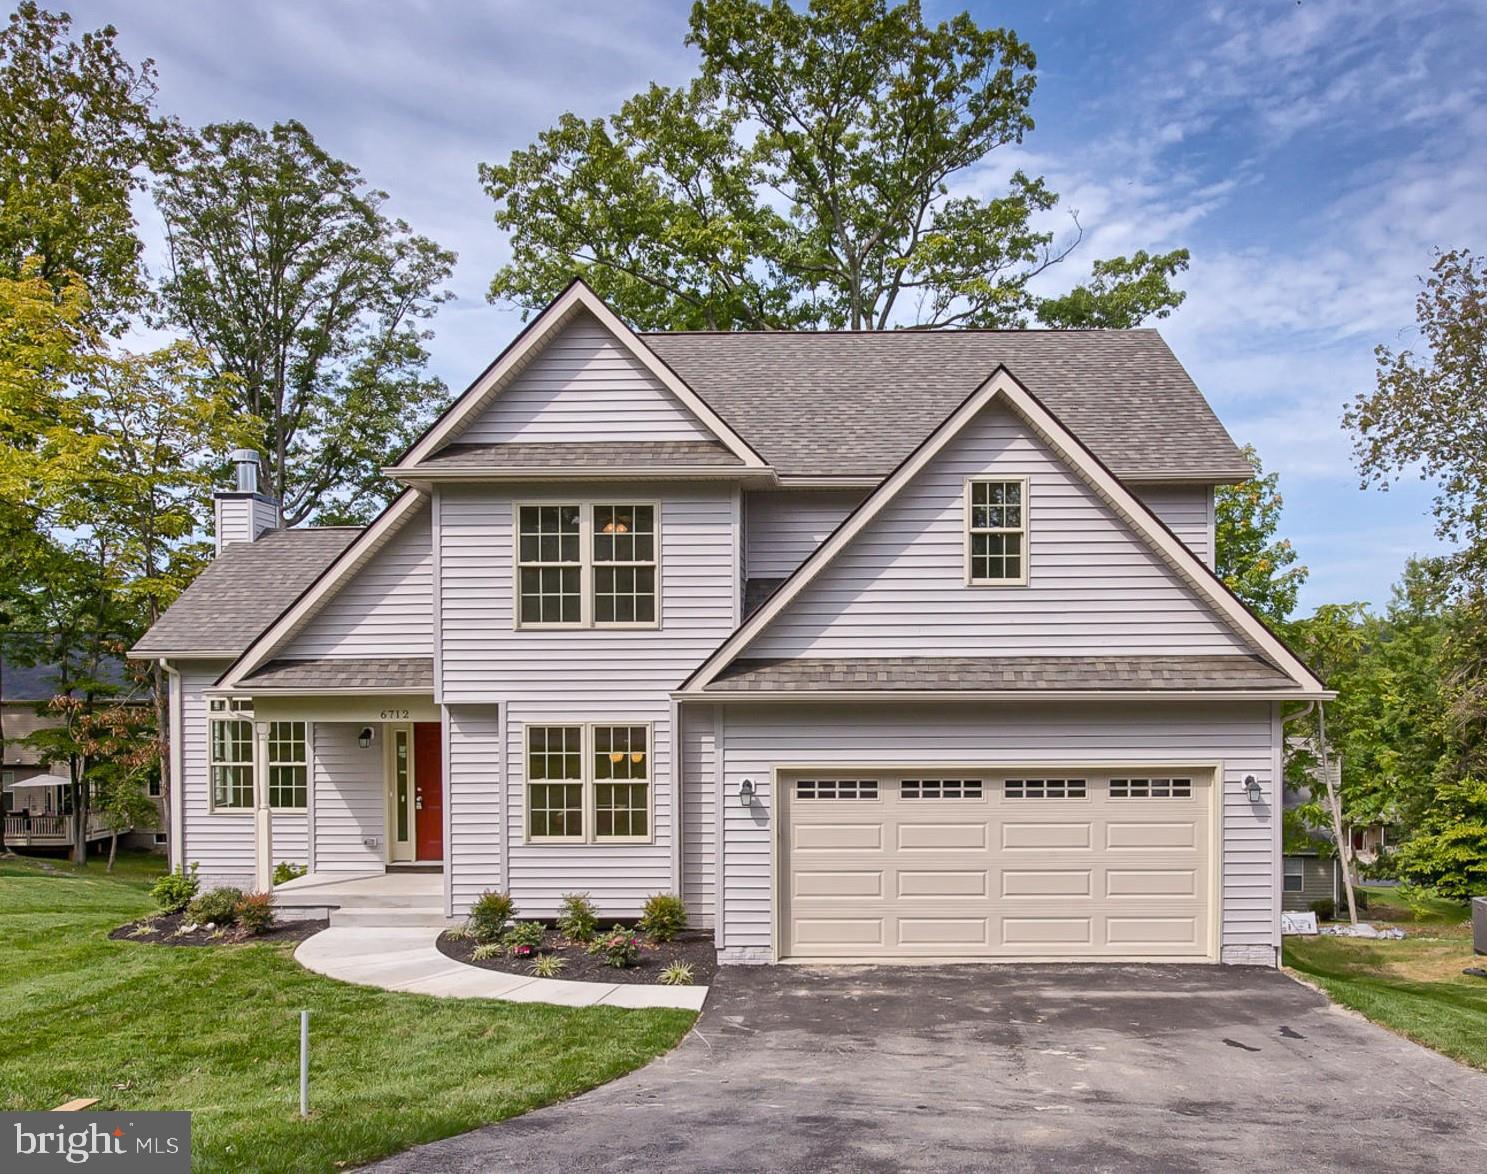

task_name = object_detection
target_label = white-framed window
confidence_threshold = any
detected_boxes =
[209,712,254,810]
[153,832,168,846]
[965,477,1028,585]
[147,776,162,798]
[267,721,308,810]
[525,723,651,843]
[1284,857,1305,893]
[515,502,658,628]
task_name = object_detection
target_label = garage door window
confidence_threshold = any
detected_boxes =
[1003,778,1086,799]
[1110,777,1193,798]
[901,779,984,799]
[796,779,878,800]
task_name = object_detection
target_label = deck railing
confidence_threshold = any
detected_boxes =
[3,812,114,846]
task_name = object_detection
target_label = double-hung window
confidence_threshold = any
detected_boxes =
[1283,857,1305,893]
[966,478,1028,585]
[208,698,308,812]
[516,503,657,627]
[526,723,650,842]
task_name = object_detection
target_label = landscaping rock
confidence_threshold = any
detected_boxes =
[1320,923,1405,940]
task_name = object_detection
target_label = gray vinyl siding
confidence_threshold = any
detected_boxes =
[437,482,739,917]
[457,311,712,445]
[708,700,1277,960]
[746,402,1249,659]
[744,487,868,578]
[311,722,384,873]
[448,706,502,916]
[1132,484,1214,566]
[284,503,433,658]
[1282,855,1339,911]
[176,660,305,888]
[681,706,717,926]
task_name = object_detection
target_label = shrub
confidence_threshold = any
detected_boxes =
[187,886,244,927]
[1310,898,1336,921]
[150,863,200,913]
[659,961,695,986]
[640,893,688,943]
[587,926,642,969]
[234,891,276,936]
[472,943,502,961]
[468,890,517,943]
[558,892,599,943]
[531,953,567,978]
[272,861,307,886]
[503,921,546,958]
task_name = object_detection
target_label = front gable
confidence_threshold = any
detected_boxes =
[744,399,1248,660]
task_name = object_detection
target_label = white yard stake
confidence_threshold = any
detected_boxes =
[300,1010,310,1117]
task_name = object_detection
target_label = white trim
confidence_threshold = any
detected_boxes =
[397,281,768,471]
[963,474,1030,587]
[713,704,725,949]
[162,661,186,872]
[388,466,773,483]
[386,723,415,863]
[219,489,427,689]
[431,488,443,706]
[306,721,317,873]
[669,697,682,895]
[442,705,453,918]
[679,368,1328,696]
[1271,701,1285,946]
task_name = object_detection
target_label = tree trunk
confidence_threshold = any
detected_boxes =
[107,830,117,872]
[1318,706,1359,924]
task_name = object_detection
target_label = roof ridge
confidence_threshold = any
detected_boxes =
[639,327,1160,337]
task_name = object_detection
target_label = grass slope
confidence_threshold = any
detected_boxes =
[0,853,695,1171]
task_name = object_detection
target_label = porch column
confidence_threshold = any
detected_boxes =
[253,719,273,891]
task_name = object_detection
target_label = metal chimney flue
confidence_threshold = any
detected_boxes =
[231,449,262,494]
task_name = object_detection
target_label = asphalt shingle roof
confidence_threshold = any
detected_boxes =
[242,657,433,691]
[130,528,360,658]
[643,329,1253,482]
[704,655,1294,693]
[422,440,743,469]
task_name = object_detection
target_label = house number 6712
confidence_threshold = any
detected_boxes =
[379,708,411,720]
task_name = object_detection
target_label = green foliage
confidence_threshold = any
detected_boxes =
[658,961,695,987]
[467,890,517,943]
[272,862,307,886]
[557,892,599,943]
[1309,898,1336,921]
[530,953,567,978]
[149,862,198,913]
[233,891,275,936]
[502,921,546,958]
[471,943,502,962]
[0,3,167,325]
[587,926,642,969]
[153,119,455,525]
[639,893,688,943]
[186,885,243,927]
[1215,445,1307,628]
[481,0,1186,332]
[1392,778,1487,900]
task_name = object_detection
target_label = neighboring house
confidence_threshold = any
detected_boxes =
[0,644,163,853]
[132,280,1330,966]
[1282,851,1342,913]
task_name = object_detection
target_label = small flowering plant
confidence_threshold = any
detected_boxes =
[502,921,546,958]
[586,926,642,968]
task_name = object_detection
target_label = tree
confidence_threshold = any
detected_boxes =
[78,699,159,871]
[1215,444,1307,628]
[481,0,1189,331]
[1392,777,1487,901]
[0,3,166,325]
[154,119,455,525]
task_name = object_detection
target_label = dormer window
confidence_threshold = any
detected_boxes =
[517,502,658,627]
[965,478,1027,585]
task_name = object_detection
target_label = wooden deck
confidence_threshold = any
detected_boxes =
[3,812,113,848]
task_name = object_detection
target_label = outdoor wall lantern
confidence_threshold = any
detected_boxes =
[1244,775,1263,803]
[739,778,756,808]
[358,726,375,750]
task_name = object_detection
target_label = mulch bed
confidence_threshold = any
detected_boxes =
[437,926,717,986]
[110,910,328,947]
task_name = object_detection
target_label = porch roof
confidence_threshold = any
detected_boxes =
[240,656,433,692]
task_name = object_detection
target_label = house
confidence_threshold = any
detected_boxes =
[1,643,163,853]
[1282,850,1342,913]
[131,280,1330,966]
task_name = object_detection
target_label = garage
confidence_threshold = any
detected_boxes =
[779,770,1217,961]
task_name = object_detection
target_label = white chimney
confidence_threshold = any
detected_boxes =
[213,449,279,555]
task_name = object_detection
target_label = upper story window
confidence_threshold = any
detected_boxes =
[966,478,1027,585]
[516,503,657,628]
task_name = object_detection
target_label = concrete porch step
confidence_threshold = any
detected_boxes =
[282,889,442,910]
[330,907,454,929]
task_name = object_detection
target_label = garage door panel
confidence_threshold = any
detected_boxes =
[782,772,1212,961]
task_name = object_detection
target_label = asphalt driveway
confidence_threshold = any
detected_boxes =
[371,964,1487,1173]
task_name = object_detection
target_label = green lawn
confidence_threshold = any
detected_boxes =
[1285,911,1486,1073]
[0,852,696,1172]
[1354,883,1472,926]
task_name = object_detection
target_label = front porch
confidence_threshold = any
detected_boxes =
[274,868,450,928]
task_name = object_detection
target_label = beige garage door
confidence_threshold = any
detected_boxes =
[780,771,1215,961]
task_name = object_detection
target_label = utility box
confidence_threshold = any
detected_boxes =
[1474,897,1486,955]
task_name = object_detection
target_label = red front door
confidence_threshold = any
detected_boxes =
[413,722,443,861]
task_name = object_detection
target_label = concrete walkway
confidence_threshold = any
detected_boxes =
[294,926,709,1011]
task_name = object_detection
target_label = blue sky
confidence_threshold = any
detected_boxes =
[63,0,1487,612]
